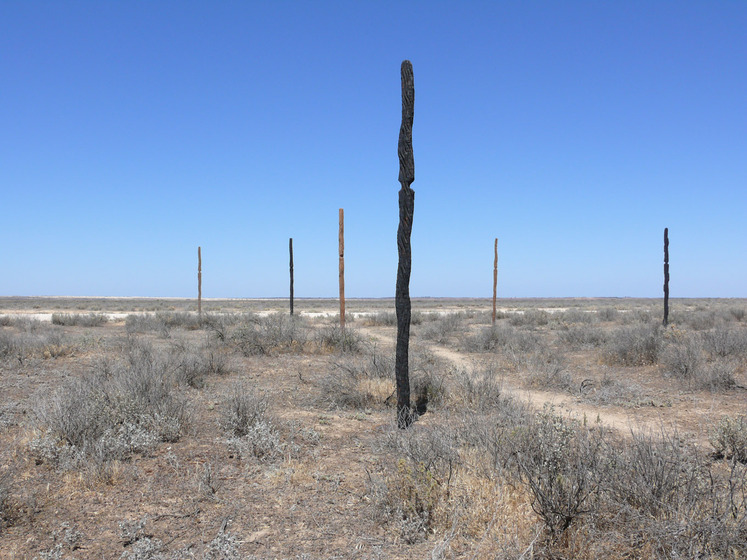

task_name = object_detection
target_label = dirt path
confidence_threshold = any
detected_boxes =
[361,327,692,440]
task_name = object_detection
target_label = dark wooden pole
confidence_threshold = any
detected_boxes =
[339,209,345,330]
[395,60,415,429]
[663,228,669,326]
[289,238,294,316]
[492,238,498,325]
[197,246,202,317]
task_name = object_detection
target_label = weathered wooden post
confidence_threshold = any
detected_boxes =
[289,238,294,316]
[339,209,345,330]
[395,60,415,429]
[663,228,669,326]
[197,246,202,317]
[492,238,498,325]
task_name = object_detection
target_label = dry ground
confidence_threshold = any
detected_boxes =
[0,297,745,559]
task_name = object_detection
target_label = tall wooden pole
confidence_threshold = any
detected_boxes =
[339,209,345,330]
[492,238,498,325]
[663,228,669,326]
[289,238,294,316]
[197,246,202,317]
[395,60,415,429]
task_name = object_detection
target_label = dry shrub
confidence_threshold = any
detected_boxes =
[461,324,541,355]
[509,310,550,328]
[711,415,747,462]
[231,313,308,355]
[447,363,504,411]
[221,383,282,462]
[30,342,190,472]
[702,325,747,359]
[170,342,232,389]
[373,422,459,543]
[420,313,464,344]
[661,330,739,390]
[319,351,394,410]
[319,348,445,412]
[314,325,362,353]
[559,325,608,348]
[512,406,608,538]
[603,324,662,366]
[51,313,108,327]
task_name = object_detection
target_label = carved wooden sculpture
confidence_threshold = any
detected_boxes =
[197,246,202,317]
[396,60,415,428]
[663,228,669,326]
[493,238,498,325]
[339,209,345,330]
[289,238,294,316]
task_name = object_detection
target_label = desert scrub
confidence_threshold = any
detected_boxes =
[508,309,550,328]
[51,313,108,327]
[169,341,232,388]
[557,309,597,325]
[559,324,608,348]
[362,310,397,326]
[581,373,660,408]
[461,323,541,354]
[596,306,619,322]
[0,470,14,532]
[314,325,362,353]
[0,328,76,362]
[447,363,504,411]
[30,351,189,471]
[230,313,308,355]
[702,325,747,360]
[419,313,464,344]
[511,405,607,538]
[660,331,705,384]
[221,383,281,462]
[373,422,459,543]
[320,350,395,409]
[711,415,747,462]
[319,347,445,412]
[603,323,662,366]
[125,313,169,336]
[661,330,739,390]
[597,428,747,559]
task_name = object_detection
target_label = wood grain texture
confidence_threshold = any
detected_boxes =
[339,209,345,330]
[395,60,415,428]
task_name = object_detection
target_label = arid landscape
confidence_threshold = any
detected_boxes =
[1,296,746,559]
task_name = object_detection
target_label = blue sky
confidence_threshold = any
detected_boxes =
[1,1,745,298]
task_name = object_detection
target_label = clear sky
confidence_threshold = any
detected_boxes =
[1,1,745,298]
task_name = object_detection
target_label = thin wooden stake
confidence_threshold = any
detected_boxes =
[492,238,498,325]
[339,209,345,330]
[197,246,202,317]
[289,238,294,316]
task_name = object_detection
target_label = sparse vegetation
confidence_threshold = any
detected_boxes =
[2,297,746,558]
[711,414,747,462]
[603,323,662,366]
[30,342,190,474]
[51,312,109,327]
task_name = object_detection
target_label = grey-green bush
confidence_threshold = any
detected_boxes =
[31,348,189,470]
[603,324,662,366]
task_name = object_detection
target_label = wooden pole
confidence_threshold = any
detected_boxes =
[197,246,202,317]
[289,238,294,316]
[492,238,498,325]
[339,209,345,330]
[395,60,415,429]
[663,228,669,326]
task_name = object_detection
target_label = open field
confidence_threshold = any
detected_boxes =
[1,297,746,559]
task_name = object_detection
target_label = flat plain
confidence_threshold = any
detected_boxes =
[1,297,745,559]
